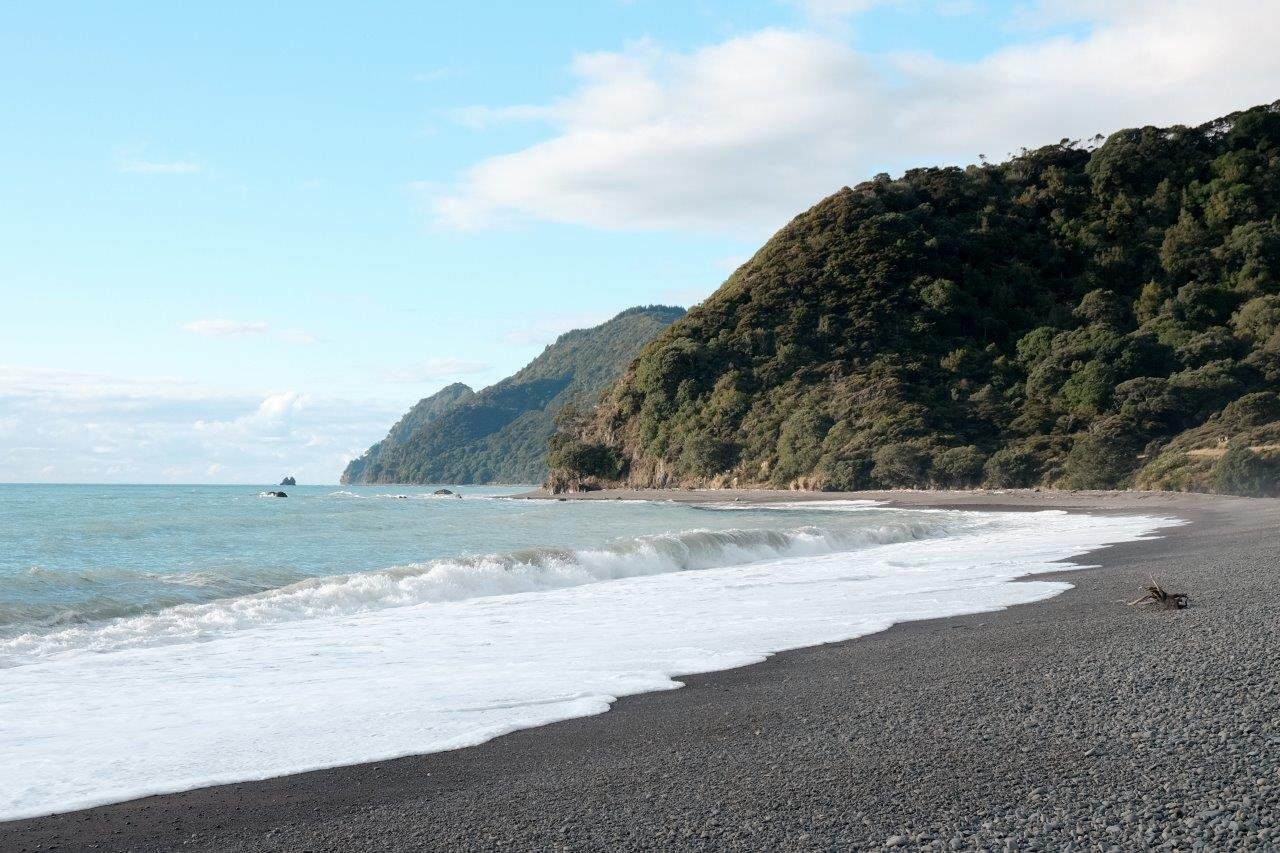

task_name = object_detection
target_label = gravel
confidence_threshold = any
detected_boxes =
[3,490,1278,852]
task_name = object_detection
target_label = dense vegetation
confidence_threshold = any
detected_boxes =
[341,382,474,484]
[342,306,685,484]
[549,102,1280,496]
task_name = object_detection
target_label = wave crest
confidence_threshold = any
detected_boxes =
[0,519,952,666]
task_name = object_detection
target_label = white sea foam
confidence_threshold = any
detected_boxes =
[0,508,1174,821]
[326,489,492,501]
[0,521,946,664]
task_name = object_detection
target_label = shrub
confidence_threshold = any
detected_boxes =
[1231,294,1280,343]
[1056,360,1114,417]
[871,442,931,487]
[1060,429,1137,489]
[773,406,830,482]
[1134,449,1203,492]
[1074,289,1131,328]
[1175,326,1243,367]
[679,434,736,477]
[1211,440,1278,497]
[1175,282,1240,326]
[818,456,874,491]
[983,445,1045,488]
[931,446,987,488]
[546,436,625,480]
[1113,377,1177,430]
[1218,392,1280,429]
[1166,359,1245,420]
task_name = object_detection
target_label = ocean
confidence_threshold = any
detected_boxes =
[0,484,1169,820]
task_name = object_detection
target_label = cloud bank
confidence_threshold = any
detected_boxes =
[435,0,1280,235]
[0,367,405,484]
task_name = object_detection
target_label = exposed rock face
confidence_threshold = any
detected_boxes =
[280,476,296,486]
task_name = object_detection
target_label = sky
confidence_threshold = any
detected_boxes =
[3,0,1279,484]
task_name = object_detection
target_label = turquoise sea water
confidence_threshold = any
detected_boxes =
[0,483,901,637]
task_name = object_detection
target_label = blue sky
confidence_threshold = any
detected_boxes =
[2,0,1277,483]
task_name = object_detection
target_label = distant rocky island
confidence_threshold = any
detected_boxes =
[549,101,1280,497]
[341,306,685,484]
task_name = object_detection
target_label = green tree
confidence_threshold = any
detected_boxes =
[984,445,1045,488]
[872,442,931,488]
[1060,428,1137,489]
[931,446,987,488]
[1211,440,1277,497]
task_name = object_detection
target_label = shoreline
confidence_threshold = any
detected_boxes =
[4,490,1277,851]
[511,484,1229,511]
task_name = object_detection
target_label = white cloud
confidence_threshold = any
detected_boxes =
[183,319,269,337]
[383,358,491,383]
[434,0,1280,236]
[277,329,319,345]
[194,391,309,440]
[0,365,230,403]
[0,366,406,484]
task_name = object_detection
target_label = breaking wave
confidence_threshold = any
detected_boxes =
[0,519,955,667]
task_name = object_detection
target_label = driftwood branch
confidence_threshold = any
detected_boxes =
[1127,578,1189,610]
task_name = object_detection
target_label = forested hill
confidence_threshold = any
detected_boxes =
[340,382,474,484]
[341,305,685,485]
[548,102,1280,496]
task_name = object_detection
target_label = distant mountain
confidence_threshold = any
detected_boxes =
[341,383,475,484]
[341,306,685,484]
[549,102,1280,497]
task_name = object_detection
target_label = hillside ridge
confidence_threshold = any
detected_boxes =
[548,101,1280,497]
[342,305,685,484]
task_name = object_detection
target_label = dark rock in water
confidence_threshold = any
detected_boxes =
[434,489,454,496]
[264,491,288,498]
[280,476,296,486]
